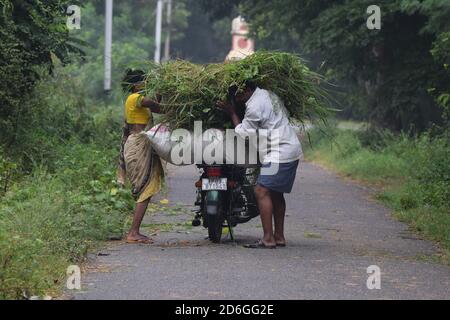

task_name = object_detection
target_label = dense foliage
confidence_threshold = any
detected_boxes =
[0,66,135,299]
[201,0,450,132]
[171,0,232,63]
[0,0,82,145]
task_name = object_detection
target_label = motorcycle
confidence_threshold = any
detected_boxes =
[191,164,260,243]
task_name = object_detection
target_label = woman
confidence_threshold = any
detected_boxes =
[118,69,164,244]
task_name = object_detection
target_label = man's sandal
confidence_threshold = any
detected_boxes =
[244,240,276,249]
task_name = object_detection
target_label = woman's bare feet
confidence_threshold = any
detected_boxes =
[126,233,153,244]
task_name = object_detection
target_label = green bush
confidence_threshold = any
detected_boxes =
[0,142,134,299]
[332,130,363,159]
[356,126,396,151]
[0,66,133,299]
[412,135,450,209]
[339,149,408,181]
[0,147,17,197]
[0,0,81,146]
[3,65,123,174]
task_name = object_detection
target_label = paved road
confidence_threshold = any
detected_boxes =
[73,163,450,300]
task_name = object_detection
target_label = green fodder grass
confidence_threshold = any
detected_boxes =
[144,51,333,130]
[305,125,450,263]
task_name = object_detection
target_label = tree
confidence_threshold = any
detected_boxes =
[69,0,190,98]
[172,0,231,63]
[0,0,81,144]
[200,0,450,132]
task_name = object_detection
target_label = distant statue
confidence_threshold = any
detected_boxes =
[225,16,255,62]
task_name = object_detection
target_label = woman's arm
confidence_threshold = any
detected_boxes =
[140,97,162,113]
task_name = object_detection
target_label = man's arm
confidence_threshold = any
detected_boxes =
[216,100,261,137]
[216,101,241,127]
[230,112,241,127]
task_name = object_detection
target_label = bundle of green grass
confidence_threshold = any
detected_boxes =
[144,51,332,130]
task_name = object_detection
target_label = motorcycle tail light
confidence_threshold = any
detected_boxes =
[206,167,222,177]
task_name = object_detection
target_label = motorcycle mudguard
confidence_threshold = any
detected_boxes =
[205,191,221,215]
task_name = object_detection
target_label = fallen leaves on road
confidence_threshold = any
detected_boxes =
[161,239,204,248]
[304,232,322,239]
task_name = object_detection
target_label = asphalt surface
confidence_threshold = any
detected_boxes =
[73,162,450,300]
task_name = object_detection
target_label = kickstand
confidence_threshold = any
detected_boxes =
[226,219,235,241]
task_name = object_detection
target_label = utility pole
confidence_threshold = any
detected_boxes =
[154,0,164,63]
[104,0,113,93]
[163,0,173,61]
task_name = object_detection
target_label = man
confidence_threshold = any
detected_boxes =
[217,82,302,248]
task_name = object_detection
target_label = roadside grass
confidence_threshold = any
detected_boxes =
[0,141,135,299]
[304,124,450,264]
[0,68,141,299]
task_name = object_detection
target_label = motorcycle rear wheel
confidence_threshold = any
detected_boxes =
[205,214,224,243]
[204,192,225,243]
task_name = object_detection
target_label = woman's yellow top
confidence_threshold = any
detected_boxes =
[125,93,151,124]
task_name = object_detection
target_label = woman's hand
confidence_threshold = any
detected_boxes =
[141,97,162,113]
